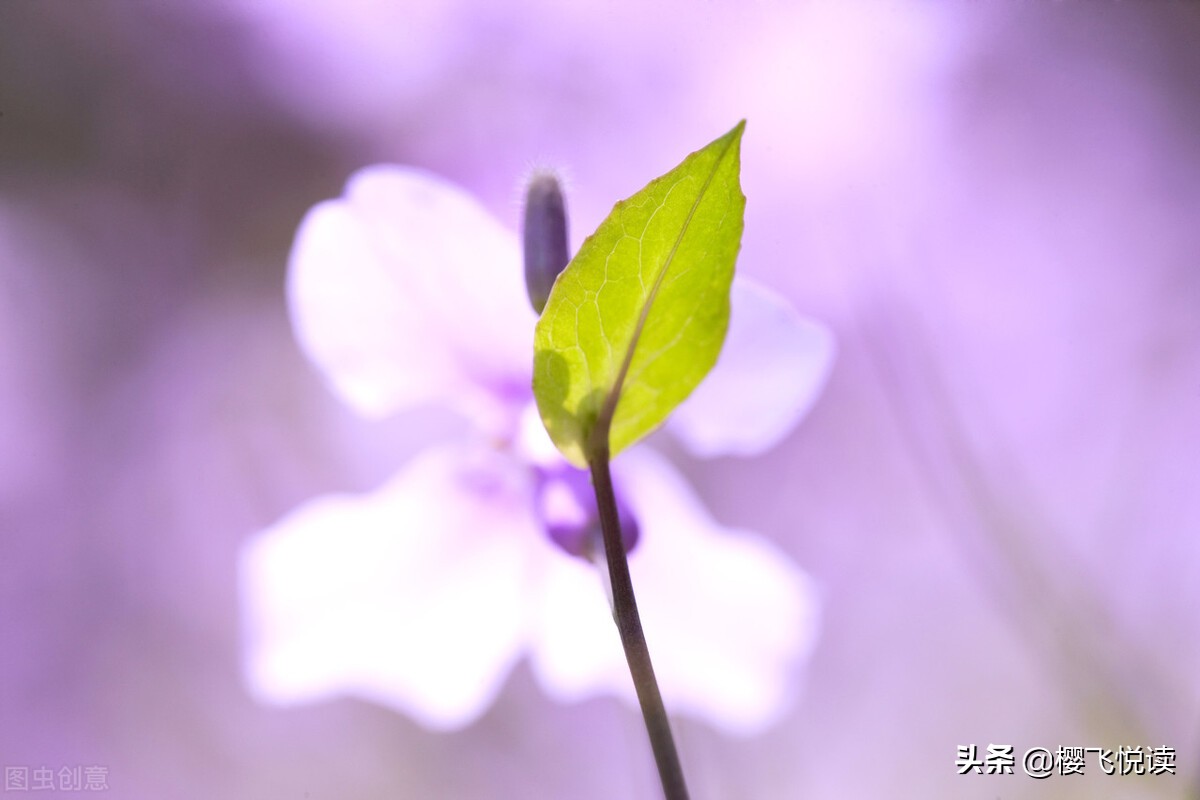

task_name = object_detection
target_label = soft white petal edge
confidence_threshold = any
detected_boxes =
[668,278,835,458]
[287,166,534,422]
[239,444,536,731]
[527,448,820,736]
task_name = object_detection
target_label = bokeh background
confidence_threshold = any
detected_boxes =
[2,1,1198,798]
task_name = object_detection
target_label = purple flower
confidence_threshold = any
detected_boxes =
[239,166,835,734]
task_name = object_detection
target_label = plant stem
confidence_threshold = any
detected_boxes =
[588,445,690,800]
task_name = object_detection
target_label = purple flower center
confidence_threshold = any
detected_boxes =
[534,464,639,559]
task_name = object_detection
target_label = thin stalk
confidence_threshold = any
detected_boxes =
[588,443,689,800]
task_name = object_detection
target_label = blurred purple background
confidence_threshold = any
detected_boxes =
[2,1,1198,798]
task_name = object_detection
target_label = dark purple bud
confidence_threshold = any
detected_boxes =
[536,465,639,560]
[522,172,570,314]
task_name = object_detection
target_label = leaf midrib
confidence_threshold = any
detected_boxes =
[588,129,741,456]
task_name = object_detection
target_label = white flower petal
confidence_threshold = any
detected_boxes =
[288,166,535,426]
[239,444,538,730]
[669,278,835,458]
[528,448,819,735]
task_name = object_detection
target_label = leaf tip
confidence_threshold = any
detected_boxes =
[727,119,747,146]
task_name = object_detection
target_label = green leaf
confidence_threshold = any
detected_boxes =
[533,121,746,467]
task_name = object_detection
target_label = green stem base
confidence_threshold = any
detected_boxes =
[589,448,690,800]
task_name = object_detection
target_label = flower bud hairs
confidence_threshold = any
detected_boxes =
[522,169,570,314]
